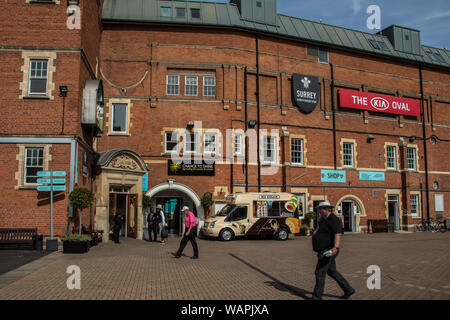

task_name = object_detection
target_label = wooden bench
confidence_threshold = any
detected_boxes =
[0,228,37,249]
[367,220,389,233]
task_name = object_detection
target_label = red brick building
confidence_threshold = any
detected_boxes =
[1,0,449,241]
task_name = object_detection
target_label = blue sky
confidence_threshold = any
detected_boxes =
[202,0,450,49]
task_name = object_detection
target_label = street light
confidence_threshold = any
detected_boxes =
[59,86,68,134]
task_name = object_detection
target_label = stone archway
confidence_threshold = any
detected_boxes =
[146,180,205,234]
[335,194,366,233]
[94,149,148,242]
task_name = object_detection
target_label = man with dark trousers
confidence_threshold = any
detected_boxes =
[150,206,161,242]
[311,201,355,300]
[113,213,123,244]
[174,206,199,259]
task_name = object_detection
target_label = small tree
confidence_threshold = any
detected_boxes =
[69,188,94,235]
[303,211,317,228]
[201,193,214,218]
[142,195,153,209]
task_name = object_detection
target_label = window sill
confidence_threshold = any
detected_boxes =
[291,163,305,168]
[23,95,50,100]
[344,167,357,171]
[17,185,38,190]
[108,132,130,136]
[262,162,279,167]
[29,0,57,4]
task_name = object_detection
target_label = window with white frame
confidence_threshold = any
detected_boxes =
[112,103,127,133]
[291,138,304,165]
[29,59,48,95]
[263,136,276,163]
[410,194,419,217]
[343,142,354,167]
[185,132,198,153]
[407,147,417,170]
[234,133,243,156]
[387,145,396,169]
[185,75,198,96]
[160,7,172,17]
[203,132,217,154]
[165,131,178,153]
[203,76,216,96]
[166,75,179,95]
[24,148,44,184]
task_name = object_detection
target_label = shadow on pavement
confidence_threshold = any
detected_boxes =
[0,250,50,276]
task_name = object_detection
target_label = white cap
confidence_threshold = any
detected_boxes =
[182,206,190,211]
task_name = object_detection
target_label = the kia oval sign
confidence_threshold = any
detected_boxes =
[339,89,420,117]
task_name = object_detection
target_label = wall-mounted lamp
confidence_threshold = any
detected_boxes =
[59,85,68,97]
[186,121,194,130]
[248,120,257,128]
[367,135,375,143]
[409,136,417,143]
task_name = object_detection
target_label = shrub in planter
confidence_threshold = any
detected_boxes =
[62,234,92,254]
[299,225,309,236]
[69,188,94,235]
[304,211,316,228]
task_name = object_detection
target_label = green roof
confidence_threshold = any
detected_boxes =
[102,0,450,69]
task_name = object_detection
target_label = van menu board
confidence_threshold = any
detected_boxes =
[339,89,420,117]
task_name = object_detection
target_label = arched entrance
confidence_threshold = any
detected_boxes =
[94,149,148,242]
[335,195,366,233]
[146,180,204,236]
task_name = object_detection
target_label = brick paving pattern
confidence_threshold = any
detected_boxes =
[0,232,448,300]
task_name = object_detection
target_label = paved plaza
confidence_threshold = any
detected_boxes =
[0,232,449,300]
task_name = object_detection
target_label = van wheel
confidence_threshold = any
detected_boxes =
[276,228,289,241]
[219,228,234,241]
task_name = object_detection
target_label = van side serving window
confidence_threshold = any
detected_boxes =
[255,201,296,218]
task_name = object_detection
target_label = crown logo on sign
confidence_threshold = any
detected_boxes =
[301,77,311,89]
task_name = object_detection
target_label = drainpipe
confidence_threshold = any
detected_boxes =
[256,34,261,192]
[419,67,431,222]
[330,64,337,170]
[244,66,249,192]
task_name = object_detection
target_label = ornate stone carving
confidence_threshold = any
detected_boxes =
[109,155,139,170]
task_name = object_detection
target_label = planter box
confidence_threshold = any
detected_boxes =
[63,241,89,254]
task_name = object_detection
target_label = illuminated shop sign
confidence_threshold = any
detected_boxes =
[339,89,420,117]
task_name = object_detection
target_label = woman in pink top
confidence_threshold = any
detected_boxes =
[174,206,199,259]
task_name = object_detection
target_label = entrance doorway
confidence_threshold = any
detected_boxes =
[388,195,400,231]
[342,201,354,232]
[156,197,182,235]
[109,186,138,239]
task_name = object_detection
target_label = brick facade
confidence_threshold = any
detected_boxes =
[0,0,448,238]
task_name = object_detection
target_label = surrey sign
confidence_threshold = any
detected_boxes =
[292,74,319,114]
[339,89,420,117]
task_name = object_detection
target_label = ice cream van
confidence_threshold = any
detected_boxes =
[201,193,301,241]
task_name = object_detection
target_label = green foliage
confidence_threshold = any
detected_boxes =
[142,195,153,208]
[62,234,92,242]
[300,225,310,232]
[201,193,214,208]
[69,188,94,210]
[303,211,316,226]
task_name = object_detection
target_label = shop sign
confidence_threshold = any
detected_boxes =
[321,170,346,183]
[359,171,385,181]
[168,160,215,176]
[292,74,319,114]
[339,89,420,117]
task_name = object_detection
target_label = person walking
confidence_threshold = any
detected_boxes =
[151,206,161,242]
[174,206,199,259]
[147,207,155,242]
[158,205,168,245]
[113,213,123,244]
[311,201,355,300]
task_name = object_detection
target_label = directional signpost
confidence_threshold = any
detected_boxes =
[37,171,66,244]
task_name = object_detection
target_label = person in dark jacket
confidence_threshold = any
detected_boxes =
[311,201,355,300]
[113,214,123,244]
[147,207,155,242]
[150,206,161,242]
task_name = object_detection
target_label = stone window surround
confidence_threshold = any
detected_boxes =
[262,133,279,165]
[20,51,57,100]
[289,134,307,167]
[340,138,358,169]
[406,144,419,172]
[384,142,400,171]
[15,144,52,190]
[409,191,421,218]
[106,98,132,136]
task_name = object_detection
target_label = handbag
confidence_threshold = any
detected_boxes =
[161,226,168,239]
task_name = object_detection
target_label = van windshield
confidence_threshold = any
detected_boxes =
[216,205,236,216]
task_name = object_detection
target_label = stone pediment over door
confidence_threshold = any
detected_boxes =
[97,149,148,173]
